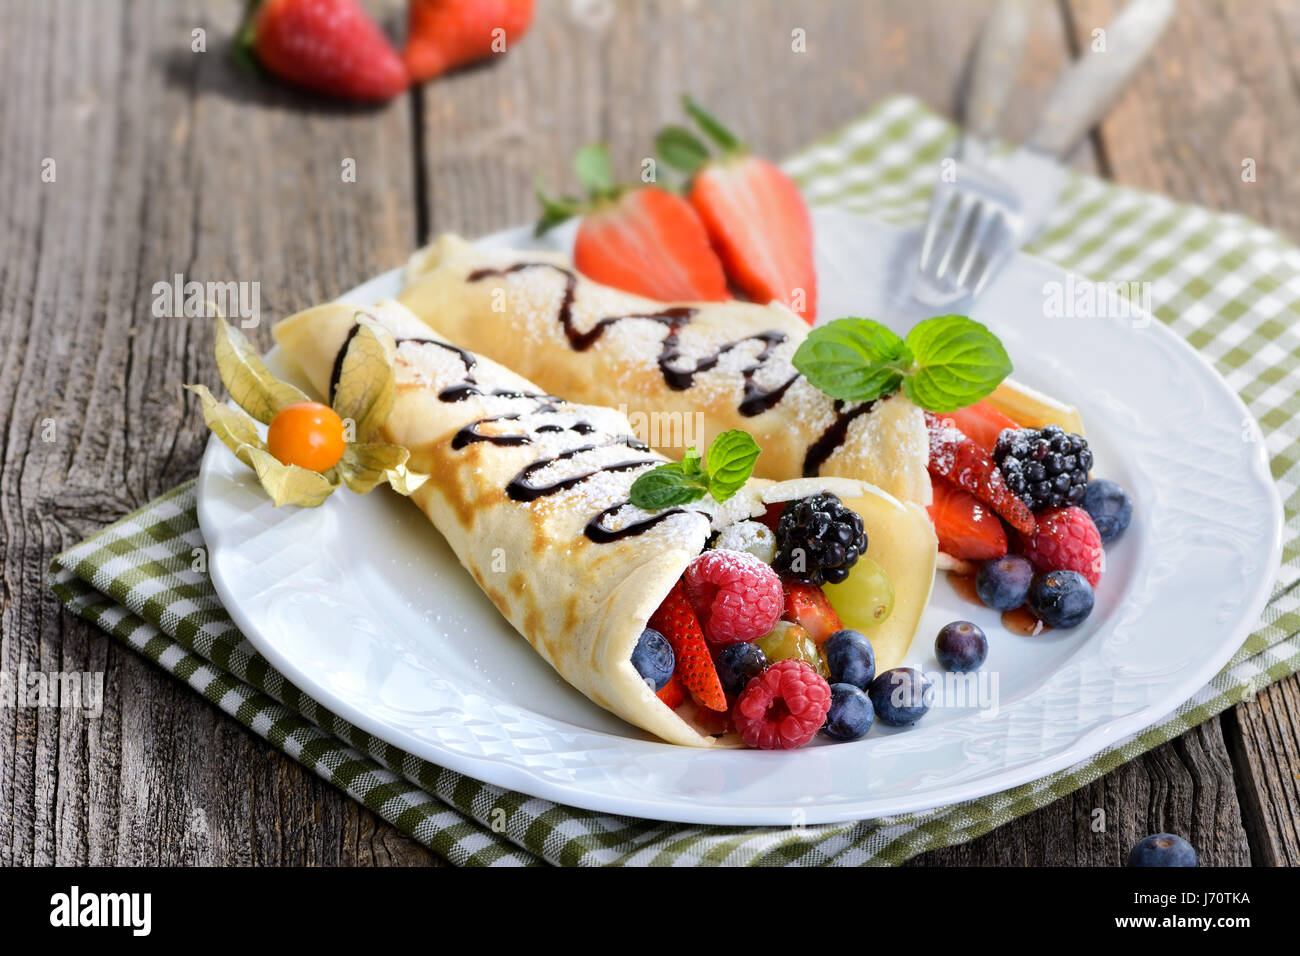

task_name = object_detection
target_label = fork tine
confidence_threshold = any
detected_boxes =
[918,186,955,271]
[934,194,978,281]
[954,204,1001,288]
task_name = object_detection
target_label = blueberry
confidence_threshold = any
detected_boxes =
[823,629,876,689]
[868,667,933,726]
[935,621,987,673]
[714,641,767,697]
[1027,570,1094,628]
[1127,833,1198,867]
[631,627,674,692]
[975,555,1034,611]
[821,683,874,741]
[1082,478,1133,543]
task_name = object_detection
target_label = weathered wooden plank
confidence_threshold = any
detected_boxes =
[0,0,437,866]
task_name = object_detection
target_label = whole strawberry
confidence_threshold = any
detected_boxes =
[404,0,535,83]
[1022,506,1103,586]
[241,0,408,102]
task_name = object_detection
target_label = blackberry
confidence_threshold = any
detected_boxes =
[993,424,1091,511]
[772,493,867,585]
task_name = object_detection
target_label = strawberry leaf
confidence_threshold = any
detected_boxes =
[682,95,743,154]
[655,125,710,176]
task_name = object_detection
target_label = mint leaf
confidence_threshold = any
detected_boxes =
[903,315,1012,412]
[628,466,709,510]
[627,431,762,509]
[792,317,913,402]
[704,430,761,502]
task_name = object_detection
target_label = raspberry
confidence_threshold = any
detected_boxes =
[732,659,832,750]
[683,549,783,645]
[1022,506,1103,586]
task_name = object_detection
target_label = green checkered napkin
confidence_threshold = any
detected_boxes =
[49,97,1300,866]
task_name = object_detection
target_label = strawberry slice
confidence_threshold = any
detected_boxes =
[936,401,1019,454]
[928,477,1008,561]
[240,0,408,103]
[537,146,729,303]
[781,578,843,644]
[648,583,727,712]
[574,189,729,302]
[403,0,535,83]
[657,97,817,322]
[656,672,686,710]
[926,412,1036,537]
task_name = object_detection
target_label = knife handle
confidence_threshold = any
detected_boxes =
[1026,0,1174,158]
[964,0,1032,147]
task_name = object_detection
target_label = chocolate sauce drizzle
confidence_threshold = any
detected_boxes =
[802,400,878,477]
[467,264,800,417]
[334,322,703,543]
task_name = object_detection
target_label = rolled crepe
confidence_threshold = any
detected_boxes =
[272,299,873,747]
[399,235,931,508]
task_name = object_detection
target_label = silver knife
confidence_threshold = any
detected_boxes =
[961,0,1032,163]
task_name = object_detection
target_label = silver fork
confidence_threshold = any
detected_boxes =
[913,0,1029,307]
[912,0,1174,309]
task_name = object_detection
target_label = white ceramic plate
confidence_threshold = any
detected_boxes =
[197,209,1282,825]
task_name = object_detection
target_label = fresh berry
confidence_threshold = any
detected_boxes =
[938,401,1020,454]
[935,621,987,673]
[648,583,727,711]
[663,98,817,321]
[993,425,1092,511]
[713,520,777,565]
[773,493,867,585]
[755,621,829,678]
[756,502,786,533]
[402,0,535,83]
[732,660,832,750]
[823,629,876,689]
[656,672,685,709]
[241,0,408,102]
[1127,833,1198,867]
[1082,478,1133,543]
[780,579,843,644]
[974,554,1034,611]
[630,627,675,692]
[1026,570,1094,628]
[538,149,729,303]
[926,413,1037,537]
[928,478,1008,561]
[1022,506,1103,586]
[868,668,933,726]
[714,642,768,697]
[683,549,783,645]
[821,684,875,741]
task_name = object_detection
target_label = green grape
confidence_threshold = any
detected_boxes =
[754,622,830,679]
[823,557,894,629]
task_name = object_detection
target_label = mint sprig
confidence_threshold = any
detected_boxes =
[793,315,1012,413]
[629,430,761,510]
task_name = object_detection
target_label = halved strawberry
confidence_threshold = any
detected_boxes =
[656,672,686,710]
[537,145,728,302]
[781,579,843,644]
[927,477,1008,561]
[648,582,727,712]
[936,401,1019,454]
[656,97,817,322]
[574,189,729,302]
[925,412,1036,537]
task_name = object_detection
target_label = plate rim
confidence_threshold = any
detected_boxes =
[198,209,1284,825]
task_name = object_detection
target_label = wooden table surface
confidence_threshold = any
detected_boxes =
[2,0,1297,866]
